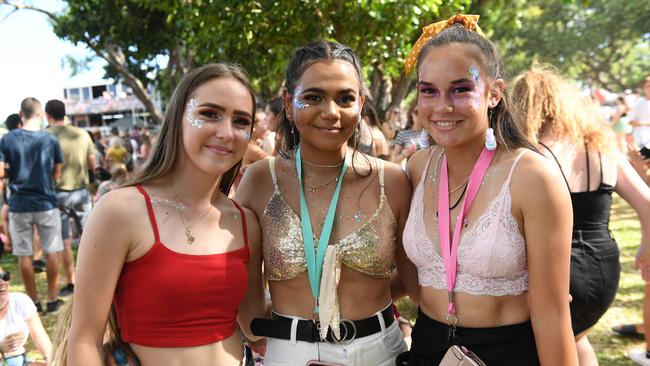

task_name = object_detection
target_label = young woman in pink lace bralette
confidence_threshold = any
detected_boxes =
[396,15,578,366]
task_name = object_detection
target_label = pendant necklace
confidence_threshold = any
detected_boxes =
[171,180,214,245]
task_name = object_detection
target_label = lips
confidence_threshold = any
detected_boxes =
[314,126,342,134]
[204,145,233,154]
[431,120,462,129]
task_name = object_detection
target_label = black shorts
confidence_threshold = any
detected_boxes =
[397,308,539,366]
[569,229,620,334]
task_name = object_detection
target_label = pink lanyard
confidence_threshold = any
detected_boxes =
[437,147,495,327]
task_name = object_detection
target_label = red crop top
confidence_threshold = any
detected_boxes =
[113,185,249,347]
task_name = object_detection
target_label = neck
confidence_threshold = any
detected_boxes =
[169,156,222,206]
[443,137,486,180]
[50,119,65,127]
[22,118,41,131]
[298,143,347,167]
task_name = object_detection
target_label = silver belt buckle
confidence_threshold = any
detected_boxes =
[327,319,357,344]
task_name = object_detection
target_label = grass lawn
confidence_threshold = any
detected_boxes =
[0,194,645,364]
[396,193,646,366]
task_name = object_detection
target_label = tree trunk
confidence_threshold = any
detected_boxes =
[388,74,415,111]
[98,44,164,124]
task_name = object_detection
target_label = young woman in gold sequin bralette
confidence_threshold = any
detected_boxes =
[236,41,413,366]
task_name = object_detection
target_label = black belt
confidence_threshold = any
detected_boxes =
[250,305,394,343]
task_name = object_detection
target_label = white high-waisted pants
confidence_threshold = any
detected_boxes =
[263,310,407,366]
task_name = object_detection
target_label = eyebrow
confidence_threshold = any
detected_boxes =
[418,78,475,87]
[199,102,253,119]
[300,87,358,94]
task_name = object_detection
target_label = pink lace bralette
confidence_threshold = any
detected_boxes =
[403,149,529,296]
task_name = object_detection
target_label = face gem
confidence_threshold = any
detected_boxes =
[187,98,205,129]
[469,65,480,81]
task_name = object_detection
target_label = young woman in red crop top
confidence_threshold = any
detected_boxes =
[67,63,266,366]
[396,16,578,365]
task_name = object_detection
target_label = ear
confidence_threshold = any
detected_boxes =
[281,88,293,121]
[488,79,506,109]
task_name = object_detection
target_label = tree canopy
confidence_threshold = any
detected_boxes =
[2,0,648,123]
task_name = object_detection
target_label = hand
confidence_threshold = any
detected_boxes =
[0,332,23,353]
[247,337,267,357]
[635,244,650,281]
[404,143,417,157]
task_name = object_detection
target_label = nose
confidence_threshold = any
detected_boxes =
[214,118,235,141]
[320,100,340,121]
[432,94,453,114]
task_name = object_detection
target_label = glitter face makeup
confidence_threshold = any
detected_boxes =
[186,98,205,129]
[239,130,251,141]
[293,87,310,110]
[469,64,480,81]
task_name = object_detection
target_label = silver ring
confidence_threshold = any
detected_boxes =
[328,319,357,344]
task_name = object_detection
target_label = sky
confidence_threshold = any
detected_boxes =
[0,0,107,120]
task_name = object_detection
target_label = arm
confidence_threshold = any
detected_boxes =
[391,144,404,164]
[515,154,578,366]
[383,161,419,303]
[67,189,136,366]
[53,163,62,180]
[614,154,650,277]
[0,161,4,178]
[236,207,266,341]
[27,314,52,363]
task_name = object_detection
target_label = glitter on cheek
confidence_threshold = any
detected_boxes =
[240,130,251,141]
[469,64,480,81]
[186,98,205,129]
[293,87,310,110]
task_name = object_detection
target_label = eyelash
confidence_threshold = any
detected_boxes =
[418,86,473,96]
[199,110,251,126]
[300,95,357,106]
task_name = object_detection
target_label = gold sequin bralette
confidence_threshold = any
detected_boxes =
[261,158,397,281]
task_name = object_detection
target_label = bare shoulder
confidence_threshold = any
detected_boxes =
[236,157,275,213]
[406,147,435,185]
[91,186,147,223]
[509,148,569,206]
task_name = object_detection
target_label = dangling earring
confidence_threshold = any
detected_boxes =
[290,123,298,147]
[485,108,497,151]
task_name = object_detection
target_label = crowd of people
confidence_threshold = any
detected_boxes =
[0,13,648,366]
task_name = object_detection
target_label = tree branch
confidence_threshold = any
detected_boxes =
[0,0,57,22]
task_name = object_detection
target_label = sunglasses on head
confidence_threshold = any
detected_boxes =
[0,272,10,282]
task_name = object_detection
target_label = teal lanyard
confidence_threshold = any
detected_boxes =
[295,147,348,313]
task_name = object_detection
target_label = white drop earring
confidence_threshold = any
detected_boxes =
[485,127,497,151]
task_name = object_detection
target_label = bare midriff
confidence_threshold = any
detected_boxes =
[269,267,392,321]
[419,287,530,328]
[131,334,243,366]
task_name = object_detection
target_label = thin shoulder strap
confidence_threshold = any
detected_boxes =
[378,158,385,196]
[419,147,437,186]
[268,158,279,190]
[539,142,570,191]
[584,143,591,191]
[230,199,249,247]
[598,150,603,185]
[506,150,529,183]
[134,185,160,243]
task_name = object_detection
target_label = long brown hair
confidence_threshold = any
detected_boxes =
[416,24,537,152]
[127,63,256,194]
[509,65,614,154]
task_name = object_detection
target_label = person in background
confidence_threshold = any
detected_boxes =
[0,270,52,366]
[46,99,97,298]
[94,163,129,203]
[391,101,424,165]
[138,134,152,165]
[358,99,390,159]
[260,96,283,155]
[510,65,650,366]
[0,97,64,314]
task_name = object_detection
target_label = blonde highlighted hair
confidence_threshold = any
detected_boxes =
[510,64,614,154]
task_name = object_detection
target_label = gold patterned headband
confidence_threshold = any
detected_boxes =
[404,14,485,75]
